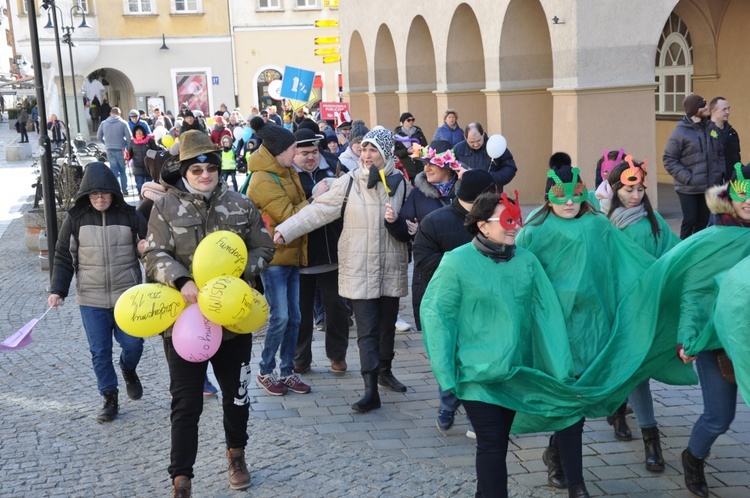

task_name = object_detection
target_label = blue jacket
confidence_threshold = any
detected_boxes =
[454,134,517,191]
[432,123,464,147]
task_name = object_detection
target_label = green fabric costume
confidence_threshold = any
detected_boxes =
[619,212,680,258]
[714,255,750,406]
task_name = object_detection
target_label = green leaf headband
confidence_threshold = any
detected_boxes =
[729,162,749,202]
[547,167,588,204]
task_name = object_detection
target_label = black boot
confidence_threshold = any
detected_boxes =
[121,367,143,400]
[352,373,381,413]
[97,389,119,423]
[378,359,406,392]
[642,426,665,472]
[568,483,590,498]
[681,448,708,497]
[542,436,566,489]
[606,402,632,441]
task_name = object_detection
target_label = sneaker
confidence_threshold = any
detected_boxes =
[279,373,312,394]
[436,408,455,432]
[203,377,218,396]
[121,368,143,400]
[395,316,411,332]
[466,429,476,439]
[256,373,288,396]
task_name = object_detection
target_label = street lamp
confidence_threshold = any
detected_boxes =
[44,1,90,135]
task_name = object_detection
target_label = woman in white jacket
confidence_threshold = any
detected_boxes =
[274,127,410,412]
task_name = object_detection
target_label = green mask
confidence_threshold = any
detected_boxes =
[547,167,588,205]
[729,162,749,203]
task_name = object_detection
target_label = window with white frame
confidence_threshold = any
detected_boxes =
[258,0,281,9]
[173,0,201,13]
[296,0,318,8]
[655,13,693,115]
[78,0,90,13]
[21,0,28,14]
[126,0,154,14]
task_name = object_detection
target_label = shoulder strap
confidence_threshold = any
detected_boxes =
[340,176,354,219]
[241,171,282,196]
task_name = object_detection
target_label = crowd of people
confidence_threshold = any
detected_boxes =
[45,94,749,498]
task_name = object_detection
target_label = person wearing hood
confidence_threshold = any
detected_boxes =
[48,163,148,424]
[290,129,350,375]
[142,130,275,496]
[337,120,368,173]
[97,107,134,195]
[180,110,206,135]
[210,115,232,145]
[393,112,428,185]
[454,122,517,192]
[127,108,152,135]
[663,94,724,238]
[128,122,159,198]
[274,126,411,413]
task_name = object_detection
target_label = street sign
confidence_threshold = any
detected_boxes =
[322,55,341,64]
[314,36,340,45]
[279,66,315,102]
[212,76,219,85]
[323,0,339,7]
[314,47,340,56]
[314,19,339,28]
[319,102,350,120]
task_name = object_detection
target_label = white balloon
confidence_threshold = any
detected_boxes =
[233,126,243,141]
[153,126,167,141]
[486,134,507,159]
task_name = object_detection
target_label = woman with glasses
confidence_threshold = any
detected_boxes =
[394,112,428,185]
[142,130,276,497]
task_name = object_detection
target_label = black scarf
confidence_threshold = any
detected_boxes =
[472,233,516,263]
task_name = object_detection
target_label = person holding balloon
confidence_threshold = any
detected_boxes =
[48,162,148,424]
[454,123,517,192]
[142,130,276,496]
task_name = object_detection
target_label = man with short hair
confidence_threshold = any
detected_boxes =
[153,107,173,130]
[97,106,133,195]
[247,117,311,396]
[267,105,282,126]
[663,94,725,238]
[454,122,517,192]
[708,96,741,180]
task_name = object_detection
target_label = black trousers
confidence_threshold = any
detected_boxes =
[553,418,585,488]
[463,400,516,498]
[411,269,426,331]
[351,297,399,374]
[295,270,350,368]
[164,333,252,479]
[677,192,710,239]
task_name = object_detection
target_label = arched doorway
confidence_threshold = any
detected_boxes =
[405,16,438,138]
[347,31,370,125]
[373,24,399,127]
[445,4,486,126]
[84,67,135,135]
[256,68,283,112]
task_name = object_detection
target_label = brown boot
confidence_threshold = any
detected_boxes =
[171,476,191,498]
[227,448,251,490]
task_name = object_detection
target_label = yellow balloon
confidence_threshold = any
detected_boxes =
[192,230,248,288]
[225,288,269,334]
[206,117,216,127]
[198,276,254,326]
[114,284,186,337]
[162,135,175,148]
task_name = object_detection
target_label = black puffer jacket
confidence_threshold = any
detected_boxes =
[386,171,457,238]
[663,117,724,194]
[454,135,517,191]
[50,162,146,308]
[295,157,343,268]
[128,123,159,177]
[412,199,472,283]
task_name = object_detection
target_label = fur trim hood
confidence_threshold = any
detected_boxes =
[706,183,736,216]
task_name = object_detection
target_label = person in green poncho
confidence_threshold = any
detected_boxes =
[516,166,656,498]
[421,191,577,498]
[598,157,680,472]
[675,163,750,498]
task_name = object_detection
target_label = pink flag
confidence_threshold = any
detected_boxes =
[0,308,52,352]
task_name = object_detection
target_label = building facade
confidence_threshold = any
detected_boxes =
[339,0,749,202]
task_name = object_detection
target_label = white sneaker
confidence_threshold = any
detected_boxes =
[395,316,411,332]
[466,429,476,439]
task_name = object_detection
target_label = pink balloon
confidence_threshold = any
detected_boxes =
[172,304,222,363]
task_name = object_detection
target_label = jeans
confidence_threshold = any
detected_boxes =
[688,350,738,458]
[107,149,129,194]
[295,270,350,368]
[164,333,253,479]
[463,400,516,498]
[677,192,710,239]
[79,305,144,395]
[553,418,585,488]
[628,378,657,428]
[134,174,152,197]
[221,171,238,191]
[350,297,399,374]
[259,265,301,377]
[439,387,462,412]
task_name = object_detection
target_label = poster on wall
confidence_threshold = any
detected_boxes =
[174,71,209,116]
[147,97,165,116]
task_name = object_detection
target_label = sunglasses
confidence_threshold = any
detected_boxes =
[405,118,415,122]
[188,164,220,175]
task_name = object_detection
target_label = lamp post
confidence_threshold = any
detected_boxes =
[45,1,90,136]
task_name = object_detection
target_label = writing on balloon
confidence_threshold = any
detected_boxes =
[128,291,182,322]
[216,236,247,266]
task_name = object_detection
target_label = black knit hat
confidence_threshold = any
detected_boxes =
[297,118,322,135]
[399,112,414,123]
[549,152,572,169]
[349,121,369,144]
[683,94,706,118]
[457,170,496,202]
[250,116,296,156]
[178,130,221,177]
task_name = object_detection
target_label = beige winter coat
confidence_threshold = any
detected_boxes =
[276,160,409,300]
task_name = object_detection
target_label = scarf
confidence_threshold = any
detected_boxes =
[716,213,750,228]
[608,204,647,229]
[432,176,457,198]
[132,133,152,145]
[472,233,516,263]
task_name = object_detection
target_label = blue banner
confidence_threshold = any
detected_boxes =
[279,66,315,102]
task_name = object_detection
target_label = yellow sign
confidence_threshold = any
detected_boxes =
[314,36,340,45]
[314,47,340,56]
[314,19,339,28]
[322,55,341,64]
[323,0,339,7]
